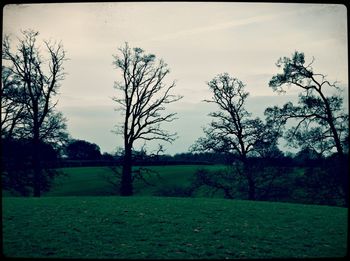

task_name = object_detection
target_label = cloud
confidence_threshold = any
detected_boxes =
[146,5,316,43]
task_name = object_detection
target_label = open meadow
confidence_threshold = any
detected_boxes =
[43,165,226,197]
[2,165,348,259]
[2,196,347,259]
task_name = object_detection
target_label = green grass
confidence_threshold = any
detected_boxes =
[44,166,118,196]
[2,196,347,259]
[43,165,225,197]
[3,166,348,258]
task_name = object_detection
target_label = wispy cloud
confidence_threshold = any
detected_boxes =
[146,6,313,42]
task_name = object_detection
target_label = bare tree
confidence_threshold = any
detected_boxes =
[266,51,349,205]
[192,73,280,200]
[112,43,182,196]
[1,66,27,139]
[2,29,68,197]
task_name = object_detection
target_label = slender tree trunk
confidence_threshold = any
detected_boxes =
[120,145,133,196]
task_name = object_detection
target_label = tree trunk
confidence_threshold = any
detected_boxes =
[243,158,256,201]
[336,154,348,207]
[120,146,133,196]
[318,90,344,157]
[32,133,41,197]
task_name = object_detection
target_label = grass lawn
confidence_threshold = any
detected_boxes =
[2,196,348,259]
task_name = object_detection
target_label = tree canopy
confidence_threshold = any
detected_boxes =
[66,139,102,160]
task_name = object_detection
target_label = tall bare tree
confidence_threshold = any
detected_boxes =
[112,43,182,196]
[266,51,349,204]
[193,73,280,200]
[2,29,68,197]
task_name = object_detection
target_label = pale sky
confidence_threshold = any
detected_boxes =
[3,2,348,155]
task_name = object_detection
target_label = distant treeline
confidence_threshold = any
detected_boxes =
[57,152,230,168]
[52,151,342,169]
[2,137,342,169]
[57,159,214,168]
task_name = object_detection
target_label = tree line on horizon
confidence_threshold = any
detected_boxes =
[1,30,348,206]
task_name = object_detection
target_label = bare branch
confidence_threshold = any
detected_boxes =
[1,30,67,144]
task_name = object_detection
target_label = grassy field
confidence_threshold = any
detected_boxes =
[3,166,348,258]
[2,196,347,259]
[43,165,225,197]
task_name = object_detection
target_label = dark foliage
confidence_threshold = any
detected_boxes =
[65,139,102,160]
[191,157,295,202]
[189,154,347,206]
[172,152,231,164]
[1,138,62,196]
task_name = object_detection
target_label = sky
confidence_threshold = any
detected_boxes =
[3,2,348,155]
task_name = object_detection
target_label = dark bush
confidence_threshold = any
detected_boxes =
[1,138,61,196]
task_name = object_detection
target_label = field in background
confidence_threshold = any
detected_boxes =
[3,196,347,259]
[43,165,225,197]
